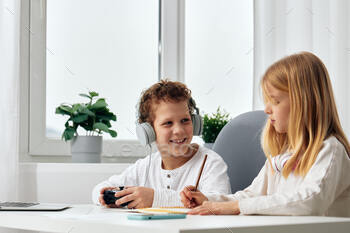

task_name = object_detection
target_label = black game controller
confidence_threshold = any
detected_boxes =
[103,186,131,207]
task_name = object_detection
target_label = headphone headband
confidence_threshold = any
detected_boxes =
[189,97,199,115]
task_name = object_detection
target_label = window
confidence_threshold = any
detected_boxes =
[29,0,159,157]
[185,0,254,116]
[26,0,253,159]
[45,0,159,140]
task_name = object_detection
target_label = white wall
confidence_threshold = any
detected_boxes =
[18,163,130,204]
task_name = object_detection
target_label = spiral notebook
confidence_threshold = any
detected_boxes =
[137,207,191,214]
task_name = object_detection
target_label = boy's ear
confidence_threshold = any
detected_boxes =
[136,122,156,146]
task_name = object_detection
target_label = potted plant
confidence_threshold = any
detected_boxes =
[55,91,117,163]
[202,107,230,149]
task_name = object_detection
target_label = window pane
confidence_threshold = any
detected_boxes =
[46,0,159,139]
[185,0,253,118]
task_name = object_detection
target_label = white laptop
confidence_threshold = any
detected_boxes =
[0,202,70,211]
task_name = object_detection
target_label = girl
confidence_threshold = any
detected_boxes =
[180,52,350,216]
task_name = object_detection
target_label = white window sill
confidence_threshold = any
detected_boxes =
[19,162,132,173]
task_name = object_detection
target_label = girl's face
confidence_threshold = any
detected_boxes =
[152,100,194,157]
[264,83,290,133]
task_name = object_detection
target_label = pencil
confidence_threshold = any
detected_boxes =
[194,154,208,191]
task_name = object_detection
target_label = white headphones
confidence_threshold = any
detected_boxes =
[271,153,292,172]
[135,98,203,146]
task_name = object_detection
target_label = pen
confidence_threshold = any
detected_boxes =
[194,154,208,191]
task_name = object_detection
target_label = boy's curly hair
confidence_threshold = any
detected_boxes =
[138,80,195,124]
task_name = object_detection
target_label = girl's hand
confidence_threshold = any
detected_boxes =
[180,185,208,208]
[99,186,118,208]
[114,186,154,209]
[187,201,240,215]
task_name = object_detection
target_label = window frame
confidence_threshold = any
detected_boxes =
[25,0,185,158]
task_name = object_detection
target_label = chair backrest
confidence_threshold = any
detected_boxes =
[212,110,267,193]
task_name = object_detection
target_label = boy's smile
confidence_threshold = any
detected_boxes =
[170,138,186,144]
[153,100,194,158]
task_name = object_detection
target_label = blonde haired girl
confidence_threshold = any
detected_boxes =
[180,52,350,216]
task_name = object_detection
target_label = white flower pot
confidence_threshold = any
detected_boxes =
[204,143,214,150]
[71,136,102,163]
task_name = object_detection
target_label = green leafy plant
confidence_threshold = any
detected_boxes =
[202,107,230,143]
[55,91,117,141]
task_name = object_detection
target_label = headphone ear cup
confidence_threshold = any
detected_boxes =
[191,114,203,136]
[136,122,156,146]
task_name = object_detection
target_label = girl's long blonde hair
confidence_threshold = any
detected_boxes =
[261,51,350,178]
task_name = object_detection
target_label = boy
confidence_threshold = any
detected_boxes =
[92,80,231,208]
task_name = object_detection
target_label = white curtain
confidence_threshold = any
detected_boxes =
[0,1,21,232]
[253,0,350,137]
[0,0,20,205]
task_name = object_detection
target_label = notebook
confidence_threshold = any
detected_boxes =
[137,207,191,214]
[0,202,70,211]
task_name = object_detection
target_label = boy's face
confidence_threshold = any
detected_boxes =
[153,99,194,157]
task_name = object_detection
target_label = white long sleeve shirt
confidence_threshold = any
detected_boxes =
[92,145,231,207]
[208,136,350,216]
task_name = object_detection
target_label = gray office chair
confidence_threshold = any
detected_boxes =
[212,110,267,193]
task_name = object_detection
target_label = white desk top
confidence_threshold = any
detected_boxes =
[0,204,350,233]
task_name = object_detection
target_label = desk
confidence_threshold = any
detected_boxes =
[0,205,350,233]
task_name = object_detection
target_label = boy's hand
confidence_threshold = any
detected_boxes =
[99,186,118,208]
[114,186,154,209]
[180,185,208,208]
[187,201,240,215]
